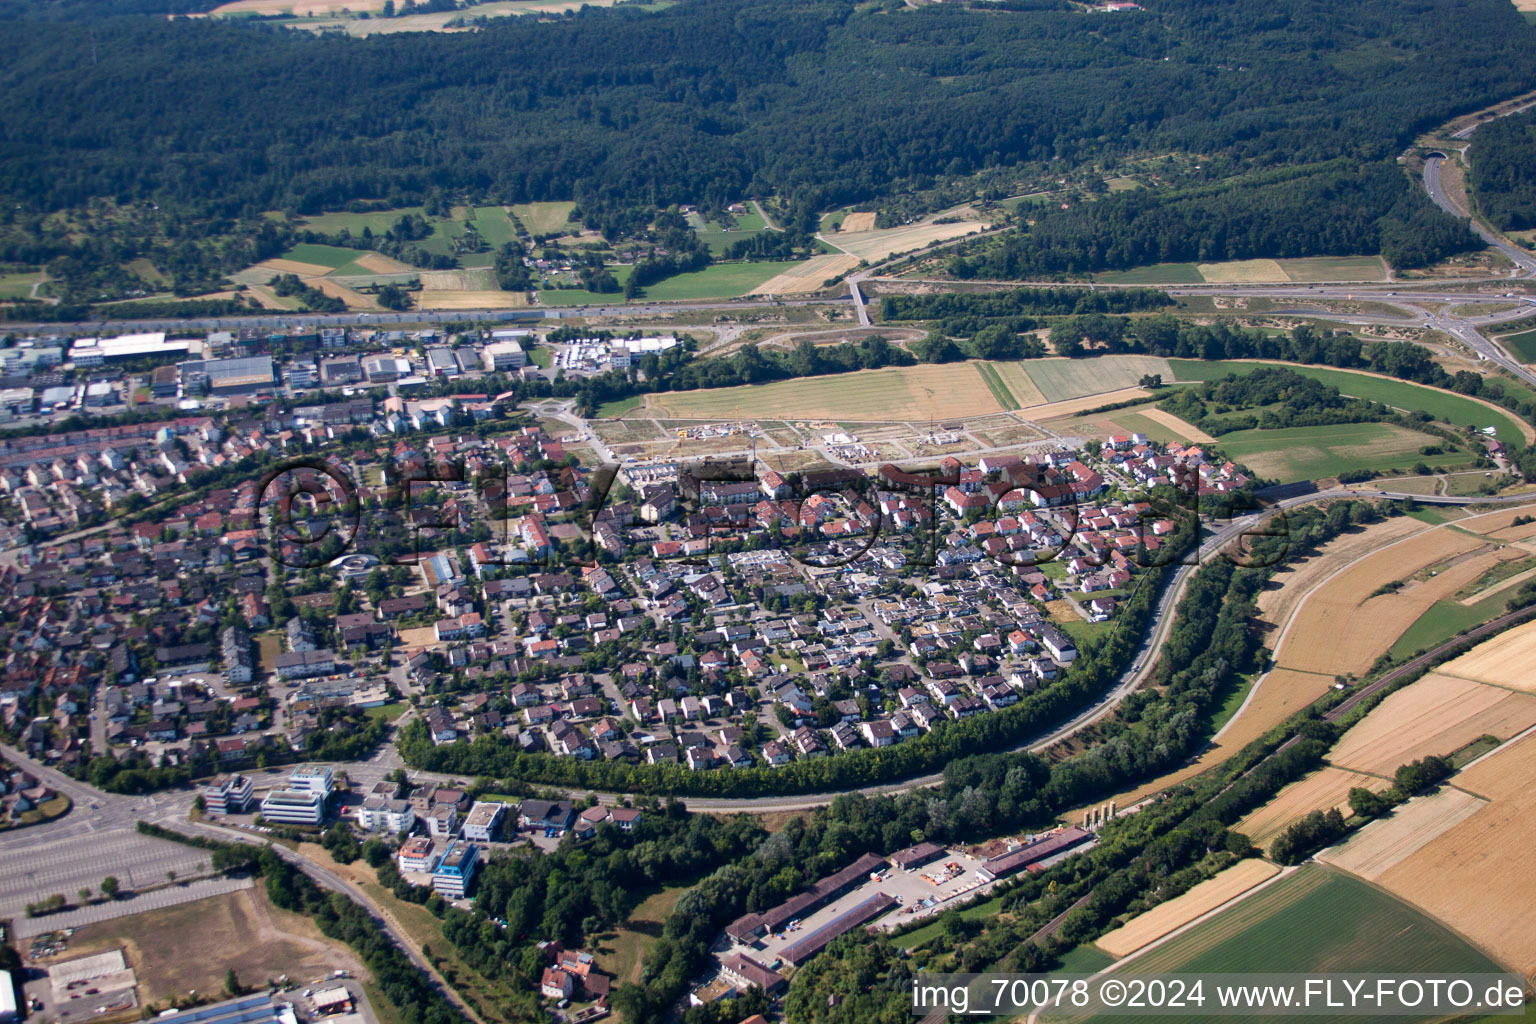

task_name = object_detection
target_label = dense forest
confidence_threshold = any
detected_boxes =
[0,0,1532,221]
[946,161,1481,276]
[1469,108,1536,231]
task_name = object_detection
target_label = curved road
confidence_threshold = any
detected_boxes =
[334,487,1536,814]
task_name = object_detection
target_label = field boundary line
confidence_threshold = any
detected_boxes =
[1099,865,1302,972]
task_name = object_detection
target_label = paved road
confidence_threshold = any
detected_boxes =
[176,819,485,1024]
[332,487,1536,813]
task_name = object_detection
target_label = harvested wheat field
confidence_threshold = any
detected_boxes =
[352,252,413,274]
[213,0,386,15]
[1329,672,1536,776]
[640,362,1003,421]
[1235,767,1393,849]
[832,219,990,262]
[1195,258,1289,284]
[245,285,297,310]
[1096,860,1280,958]
[1368,732,1536,972]
[1276,533,1511,676]
[1319,786,1488,879]
[1438,617,1536,692]
[313,278,380,310]
[1023,387,1155,422]
[419,270,469,289]
[1136,407,1216,443]
[752,254,861,295]
[988,361,1048,408]
[1081,669,1339,817]
[419,289,529,310]
[839,212,877,233]
[1255,515,1429,636]
[255,257,332,277]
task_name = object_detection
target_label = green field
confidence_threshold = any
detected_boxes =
[511,201,577,236]
[414,217,467,257]
[283,243,364,270]
[1114,409,1199,445]
[470,206,519,247]
[1497,328,1536,364]
[1094,263,1206,285]
[1213,421,1453,483]
[1387,588,1515,661]
[1058,866,1504,1024]
[1276,255,1387,282]
[691,209,772,254]
[977,362,1020,409]
[597,395,645,418]
[1025,355,1175,402]
[1168,359,1528,447]
[629,261,785,301]
[0,270,42,299]
[363,702,409,722]
[297,206,428,236]
[899,892,1011,950]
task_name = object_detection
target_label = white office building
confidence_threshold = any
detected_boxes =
[288,763,334,798]
[461,801,504,843]
[260,789,325,826]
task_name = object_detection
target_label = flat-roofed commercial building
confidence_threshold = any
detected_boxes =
[398,835,439,874]
[259,788,325,825]
[482,342,527,372]
[461,801,504,842]
[288,763,334,798]
[203,773,255,815]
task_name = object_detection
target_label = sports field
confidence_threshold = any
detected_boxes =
[1073,866,1504,1006]
[1167,359,1532,446]
[510,201,576,236]
[639,362,1002,421]
[1095,860,1280,958]
[1211,421,1451,482]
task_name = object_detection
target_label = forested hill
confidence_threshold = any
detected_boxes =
[0,0,1532,220]
[1469,108,1536,231]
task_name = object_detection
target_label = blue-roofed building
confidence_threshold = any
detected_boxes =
[151,993,299,1024]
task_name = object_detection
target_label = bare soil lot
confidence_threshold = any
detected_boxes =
[53,887,364,1002]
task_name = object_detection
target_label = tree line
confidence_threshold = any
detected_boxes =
[1469,108,1536,231]
[946,161,1482,278]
